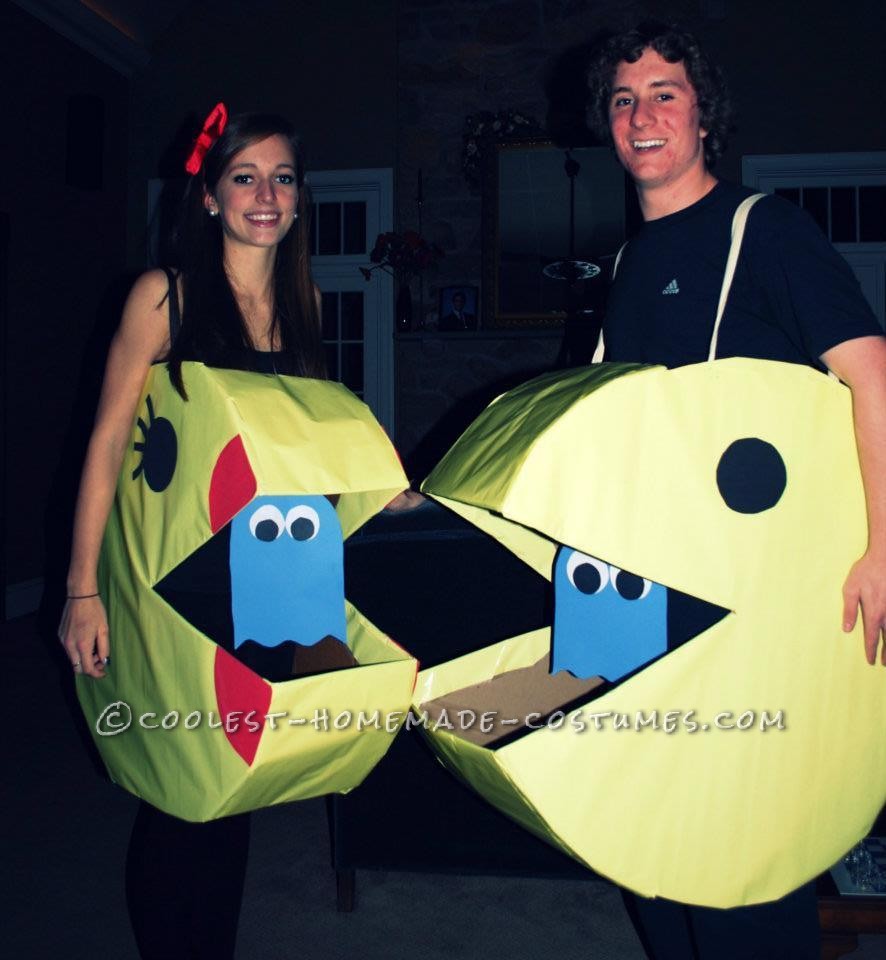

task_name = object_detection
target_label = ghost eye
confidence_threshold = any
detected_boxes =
[285,505,320,541]
[248,505,284,541]
[566,552,609,595]
[609,566,652,600]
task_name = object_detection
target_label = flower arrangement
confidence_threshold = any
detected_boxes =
[359,231,444,284]
[462,109,544,189]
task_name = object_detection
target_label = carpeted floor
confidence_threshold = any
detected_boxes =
[4,613,883,959]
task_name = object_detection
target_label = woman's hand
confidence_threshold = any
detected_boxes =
[59,595,110,679]
[58,595,110,679]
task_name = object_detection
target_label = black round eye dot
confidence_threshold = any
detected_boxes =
[132,395,177,493]
[573,563,603,595]
[289,517,316,541]
[254,519,279,542]
[716,438,786,514]
[614,570,645,600]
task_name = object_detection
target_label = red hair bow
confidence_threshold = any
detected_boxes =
[184,102,228,176]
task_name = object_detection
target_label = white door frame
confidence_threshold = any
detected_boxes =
[308,167,395,433]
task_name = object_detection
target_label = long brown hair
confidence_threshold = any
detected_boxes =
[167,112,326,396]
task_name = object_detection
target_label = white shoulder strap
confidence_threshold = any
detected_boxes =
[591,242,628,364]
[593,194,768,366]
[708,193,765,360]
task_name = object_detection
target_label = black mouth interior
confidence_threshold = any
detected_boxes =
[548,578,731,695]
[666,586,730,654]
[155,525,338,682]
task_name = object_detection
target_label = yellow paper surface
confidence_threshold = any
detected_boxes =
[418,358,886,907]
[78,363,415,821]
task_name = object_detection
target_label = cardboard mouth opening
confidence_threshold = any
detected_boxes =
[154,522,357,682]
[418,570,731,750]
[420,656,604,749]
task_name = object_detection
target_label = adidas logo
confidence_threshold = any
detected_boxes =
[662,279,680,295]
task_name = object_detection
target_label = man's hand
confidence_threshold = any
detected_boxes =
[842,550,886,665]
[824,336,886,666]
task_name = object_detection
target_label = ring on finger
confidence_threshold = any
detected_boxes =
[72,660,82,671]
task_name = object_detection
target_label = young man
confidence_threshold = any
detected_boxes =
[586,20,886,960]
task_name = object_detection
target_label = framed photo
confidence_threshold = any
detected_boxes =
[438,285,480,331]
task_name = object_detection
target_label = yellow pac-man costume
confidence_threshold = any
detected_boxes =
[77,363,416,822]
[417,358,886,907]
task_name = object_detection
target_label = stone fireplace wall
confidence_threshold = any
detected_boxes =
[393,0,678,473]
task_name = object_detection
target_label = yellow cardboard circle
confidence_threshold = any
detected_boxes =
[419,358,886,907]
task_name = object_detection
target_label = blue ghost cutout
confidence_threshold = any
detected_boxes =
[552,547,667,682]
[229,495,346,649]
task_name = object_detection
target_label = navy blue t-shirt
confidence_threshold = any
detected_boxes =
[603,181,880,368]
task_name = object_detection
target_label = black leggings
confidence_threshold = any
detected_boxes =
[622,881,820,960]
[125,802,251,960]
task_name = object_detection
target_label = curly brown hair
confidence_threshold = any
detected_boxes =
[586,20,731,169]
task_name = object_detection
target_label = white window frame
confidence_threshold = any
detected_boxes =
[742,152,886,326]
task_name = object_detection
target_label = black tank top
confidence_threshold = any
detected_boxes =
[161,267,296,375]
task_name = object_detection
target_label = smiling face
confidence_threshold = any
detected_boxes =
[205,134,298,250]
[609,48,713,217]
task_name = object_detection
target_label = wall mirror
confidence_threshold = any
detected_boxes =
[482,139,635,328]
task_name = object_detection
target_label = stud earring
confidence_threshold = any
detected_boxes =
[209,209,219,217]
[293,211,299,220]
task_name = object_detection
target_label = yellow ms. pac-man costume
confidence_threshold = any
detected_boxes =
[77,363,416,822]
[417,359,886,908]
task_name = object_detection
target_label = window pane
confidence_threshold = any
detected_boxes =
[774,187,800,206]
[324,343,339,380]
[321,291,338,340]
[318,203,341,255]
[341,291,364,340]
[343,202,367,255]
[860,186,886,242]
[801,187,828,236]
[830,187,856,243]
[341,343,364,393]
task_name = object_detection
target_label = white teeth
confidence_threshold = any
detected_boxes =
[633,139,666,149]
[247,214,279,221]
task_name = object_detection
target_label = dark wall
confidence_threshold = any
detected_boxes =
[1,1,130,592]
[126,0,398,266]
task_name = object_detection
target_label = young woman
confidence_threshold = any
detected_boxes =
[59,106,327,960]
